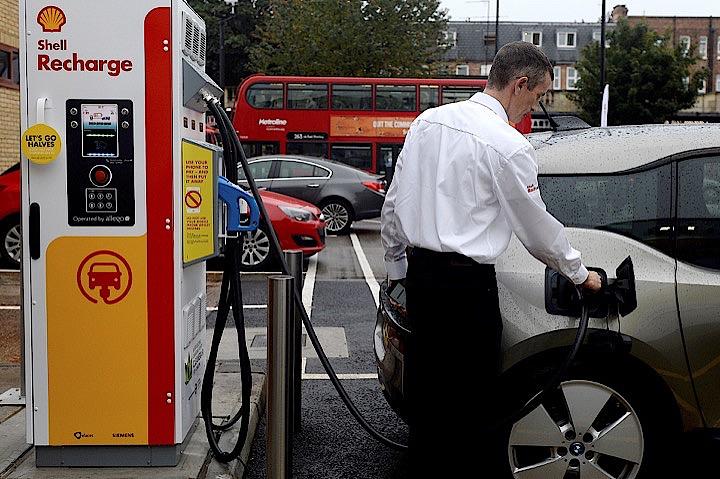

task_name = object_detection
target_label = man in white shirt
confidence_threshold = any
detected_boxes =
[381,42,602,474]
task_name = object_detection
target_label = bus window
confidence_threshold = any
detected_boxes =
[376,85,416,112]
[287,142,327,158]
[420,85,439,111]
[247,83,284,109]
[331,84,372,110]
[331,144,372,170]
[241,141,279,158]
[442,86,481,104]
[288,83,328,109]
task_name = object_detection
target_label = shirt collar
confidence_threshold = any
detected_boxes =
[469,92,509,122]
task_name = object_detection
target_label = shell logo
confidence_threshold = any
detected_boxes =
[37,5,66,33]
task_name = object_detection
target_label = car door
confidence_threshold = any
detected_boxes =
[270,159,331,204]
[238,159,275,189]
[495,163,697,418]
[674,153,720,427]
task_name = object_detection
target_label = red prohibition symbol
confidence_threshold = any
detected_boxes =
[185,190,202,209]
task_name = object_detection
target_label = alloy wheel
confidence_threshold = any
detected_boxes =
[241,228,271,267]
[508,380,644,479]
[321,202,349,234]
[4,224,21,265]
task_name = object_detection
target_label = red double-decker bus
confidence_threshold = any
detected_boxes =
[232,75,532,175]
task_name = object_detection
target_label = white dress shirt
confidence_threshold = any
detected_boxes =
[381,92,589,285]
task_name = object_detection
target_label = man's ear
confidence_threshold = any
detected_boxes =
[514,76,528,95]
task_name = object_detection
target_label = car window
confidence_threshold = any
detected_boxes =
[539,164,673,257]
[238,161,273,181]
[676,156,720,270]
[277,161,317,178]
[313,166,330,178]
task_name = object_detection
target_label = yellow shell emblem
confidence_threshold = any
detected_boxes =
[37,5,66,33]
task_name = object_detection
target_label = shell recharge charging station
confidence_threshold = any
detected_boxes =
[19,0,226,466]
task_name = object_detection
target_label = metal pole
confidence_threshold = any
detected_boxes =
[600,0,606,94]
[284,250,304,434]
[495,0,499,56]
[219,19,225,103]
[267,275,293,479]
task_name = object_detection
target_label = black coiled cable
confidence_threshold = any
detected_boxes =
[200,99,253,463]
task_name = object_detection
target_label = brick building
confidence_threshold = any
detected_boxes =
[620,6,720,120]
[441,20,614,119]
[0,0,19,171]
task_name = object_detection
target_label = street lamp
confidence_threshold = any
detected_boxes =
[467,0,498,63]
[218,0,238,104]
[600,0,606,91]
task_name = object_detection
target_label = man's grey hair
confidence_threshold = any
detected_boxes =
[487,41,554,90]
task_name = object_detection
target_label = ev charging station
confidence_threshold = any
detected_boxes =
[19,0,225,466]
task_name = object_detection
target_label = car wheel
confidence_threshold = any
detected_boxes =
[240,226,273,270]
[320,199,353,235]
[0,217,21,268]
[503,359,679,479]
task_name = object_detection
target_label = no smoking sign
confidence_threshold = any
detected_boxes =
[185,187,202,213]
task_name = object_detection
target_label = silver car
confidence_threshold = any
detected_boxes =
[239,155,386,234]
[374,124,720,479]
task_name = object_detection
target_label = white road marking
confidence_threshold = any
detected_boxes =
[350,233,380,308]
[0,305,20,310]
[301,254,318,319]
[302,373,378,380]
[206,305,266,311]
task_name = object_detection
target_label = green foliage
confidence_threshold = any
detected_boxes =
[249,0,450,77]
[187,0,271,88]
[569,20,707,126]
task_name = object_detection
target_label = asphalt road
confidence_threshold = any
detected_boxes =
[241,220,412,478]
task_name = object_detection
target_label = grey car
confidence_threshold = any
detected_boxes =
[239,155,386,234]
[375,124,720,478]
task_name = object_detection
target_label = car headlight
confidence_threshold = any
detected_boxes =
[279,205,312,222]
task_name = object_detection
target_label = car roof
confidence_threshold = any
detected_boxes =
[248,154,375,176]
[528,124,720,175]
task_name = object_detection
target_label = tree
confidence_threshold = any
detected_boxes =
[569,20,707,126]
[249,0,449,77]
[186,0,270,89]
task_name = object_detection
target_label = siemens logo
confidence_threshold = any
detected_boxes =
[112,432,135,438]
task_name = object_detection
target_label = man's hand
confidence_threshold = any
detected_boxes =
[388,278,406,293]
[581,271,603,293]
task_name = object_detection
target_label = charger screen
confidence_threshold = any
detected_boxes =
[81,104,118,157]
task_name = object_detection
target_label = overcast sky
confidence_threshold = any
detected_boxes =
[439,0,720,23]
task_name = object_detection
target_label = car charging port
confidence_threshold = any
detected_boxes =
[545,256,637,319]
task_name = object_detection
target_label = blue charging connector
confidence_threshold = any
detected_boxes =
[217,176,260,232]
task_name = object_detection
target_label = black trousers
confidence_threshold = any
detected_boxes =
[406,247,504,476]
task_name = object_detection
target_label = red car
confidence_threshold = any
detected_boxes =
[0,164,21,268]
[0,163,324,270]
[240,189,326,270]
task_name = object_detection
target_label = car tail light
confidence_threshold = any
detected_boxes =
[362,180,386,195]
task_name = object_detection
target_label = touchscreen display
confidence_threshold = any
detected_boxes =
[81,104,118,157]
